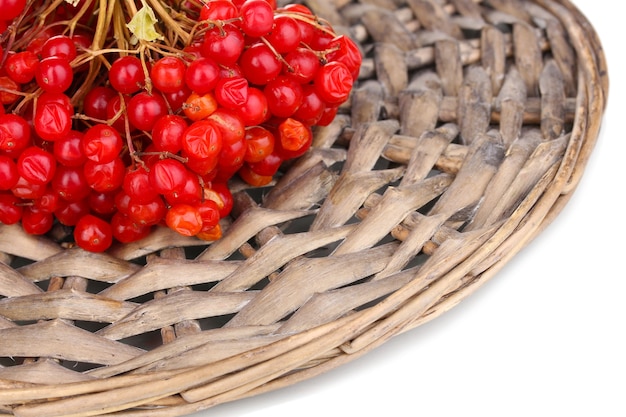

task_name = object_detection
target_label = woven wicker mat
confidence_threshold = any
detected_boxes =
[0,0,608,415]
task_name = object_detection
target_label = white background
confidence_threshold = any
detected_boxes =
[192,1,625,415]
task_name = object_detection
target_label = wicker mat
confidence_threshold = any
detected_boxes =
[0,0,608,415]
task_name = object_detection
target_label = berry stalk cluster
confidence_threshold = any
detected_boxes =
[0,0,361,252]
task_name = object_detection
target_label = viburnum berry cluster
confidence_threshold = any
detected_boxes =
[0,0,361,252]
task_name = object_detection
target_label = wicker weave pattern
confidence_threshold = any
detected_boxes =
[0,0,607,415]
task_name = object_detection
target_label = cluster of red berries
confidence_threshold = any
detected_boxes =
[0,0,361,252]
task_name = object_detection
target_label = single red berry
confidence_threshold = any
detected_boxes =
[265,15,301,53]
[32,187,61,213]
[127,91,168,131]
[123,166,159,204]
[264,75,304,118]
[21,206,54,235]
[274,117,312,159]
[0,76,21,105]
[314,61,354,105]
[206,108,245,145]
[216,134,246,177]
[244,125,275,163]
[200,0,238,20]
[148,158,189,195]
[83,157,125,193]
[165,203,203,236]
[82,124,123,164]
[0,192,23,224]
[326,35,363,81]
[0,113,31,154]
[51,165,91,202]
[237,86,269,126]
[0,0,27,21]
[88,190,117,216]
[10,175,47,200]
[150,56,187,93]
[239,0,274,38]
[111,211,151,243]
[17,146,57,185]
[201,23,245,66]
[183,91,218,121]
[214,76,248,110]
[34,93,74,141]
[41,35,78,61]
[83,86,117,121]
[196,199,220,231]
[53,130,87,167]
[109,56,145,94]
[74,214,113,252]
[151,114,187,154]
[293,84,326,126]
[283,47,321,84]
[127,195,167,226]
[35,56,73,94]
[163,171,202,206]
[185,57,220,94]
[182,120,223,161]
[0,155,19,190]
[239,43,282,86]
[4,50,39,84]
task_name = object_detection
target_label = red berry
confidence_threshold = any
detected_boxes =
[264,75,303,118]
[0,0,27,21]
[244,125,275,163]
[127,91,168,131]
[0,192,23,224]
[127,196,167,226]
[109,56,145,94]
[165,203,203,236]
[51,165,91,202]
[111,211,151,243]
[21,206,54,235]
[123,166,159,204]
[185,57,220,94]
[239,0,274,38]
[0,113,31,154]
[34,93,74,141]
[0,155,19,190]
[214,76,248,110]
[54,198,90,226]
[151,114,187,154]
[200,0,238,20]
[82,124,123,164]
[150,56,186,93]
[83,157,125,193]
[266,15,301,53]
[239,43,282,86]
[182,120,223,161]
[237,86,269,126]
[148,158,189,194]
[83,86,116,121]
[73,214,113,252]
[53,130,87,167]
[314,61,354,105]
[17,146,57,185]
[4,50,39,84]
[35,56,74,94]
[41,35,78,61]
[201,23,245,66]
